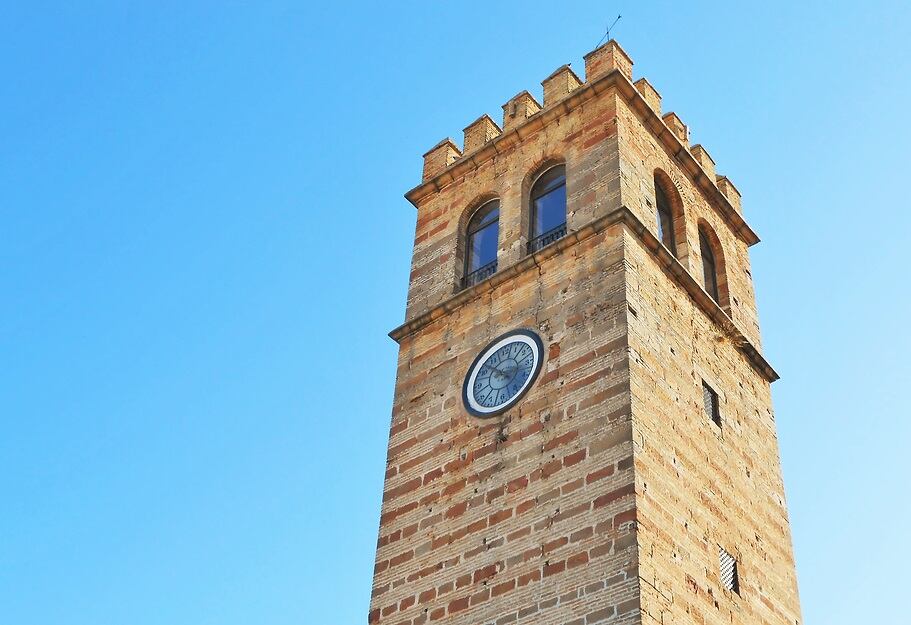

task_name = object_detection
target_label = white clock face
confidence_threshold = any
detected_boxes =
[462,329,544,417]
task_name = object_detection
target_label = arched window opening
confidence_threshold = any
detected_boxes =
[700,228,720,303]
[528,164,567,253]
[655,176,676,254]
[463,200,500,289]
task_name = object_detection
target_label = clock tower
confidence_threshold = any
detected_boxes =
[369,40,802,625]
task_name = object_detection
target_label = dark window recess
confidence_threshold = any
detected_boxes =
[528,165,567,253]
[463,201,499,289]
[702,381,721,427]
[700,229,720,302]
[719,546,740,594]
[655,180,676,253]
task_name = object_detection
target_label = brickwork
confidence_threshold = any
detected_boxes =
[372,226,639,625]
[615,95,762,346]
[542,65,582,107]
[372,39,800,625]
[624,229,801,624]
[405,86,620,319]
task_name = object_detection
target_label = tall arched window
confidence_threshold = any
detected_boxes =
[655,176,676,253]
[699,227,720,303]
[528,165,567,253]
[463,200,500,288]
[653,170,684,259]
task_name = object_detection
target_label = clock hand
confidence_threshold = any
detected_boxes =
[481,363,506,379]
[480,363,519,385]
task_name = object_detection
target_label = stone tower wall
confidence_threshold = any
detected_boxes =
[371,223,640,625]
[370,39,801,625]
[403,87,622,322]
[623,228,801,624]
[614,94,762,348]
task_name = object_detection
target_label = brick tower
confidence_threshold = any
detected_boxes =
[369,40,801,625]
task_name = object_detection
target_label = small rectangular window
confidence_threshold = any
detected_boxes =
[719,546,740,594]
[702,381,721,427]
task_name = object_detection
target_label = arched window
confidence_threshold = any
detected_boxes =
[463,200,500,288]
[655,176,676,253]
[653,170,684,259]
[528,164,567,253]
[699,227,720,303]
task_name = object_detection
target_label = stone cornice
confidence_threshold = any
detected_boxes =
[389,206,778,383]
[404,70,760,247]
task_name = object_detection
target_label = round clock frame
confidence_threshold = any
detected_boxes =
[462,328,545,418]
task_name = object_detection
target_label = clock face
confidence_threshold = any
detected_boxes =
[462,329,544,418]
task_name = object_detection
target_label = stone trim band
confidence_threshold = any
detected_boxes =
[389,205,779,383]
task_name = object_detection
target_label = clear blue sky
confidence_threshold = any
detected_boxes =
[2,2,908,623]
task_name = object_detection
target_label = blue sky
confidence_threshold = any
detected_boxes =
[1,2,909,623]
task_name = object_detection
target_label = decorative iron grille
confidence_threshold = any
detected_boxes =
[462,260,497,289]
[527,223,567,254]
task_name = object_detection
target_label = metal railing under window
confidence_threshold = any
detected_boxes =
[527,223,567,254]
[462,260,498,289]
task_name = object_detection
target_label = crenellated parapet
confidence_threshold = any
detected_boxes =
[421,138,461,181]
[662,112,689,144]
[417,39,747,222]
[462,115,501,155]
[502,91,542,130]
[690,145,716,182]
[542,64,583,106]
[716,175,742,213]
[633,77,661,115]
[583,39,632,81]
